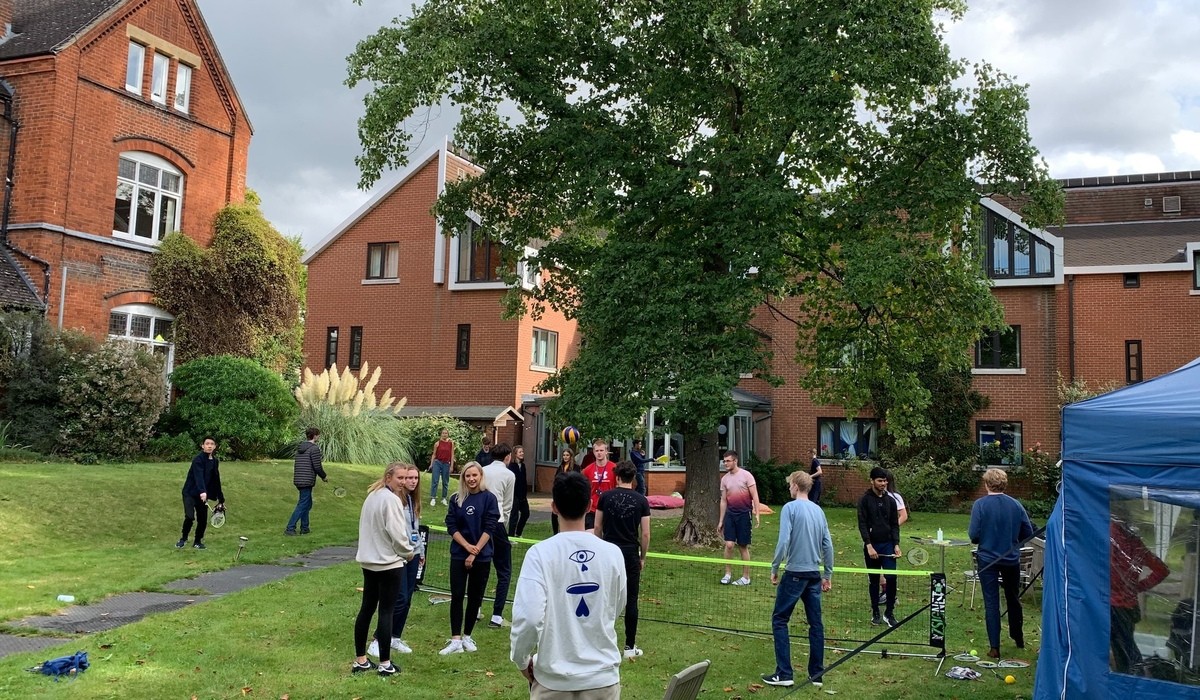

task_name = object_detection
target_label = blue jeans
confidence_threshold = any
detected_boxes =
[979,560,1023,650]
[771,571,825,681]
[389,555,421,638]
[286,487,313,532]
[431,460,450,499]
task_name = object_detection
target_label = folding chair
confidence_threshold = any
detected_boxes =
[663,659,711,700]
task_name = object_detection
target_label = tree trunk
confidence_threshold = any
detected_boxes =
[674,427,723,547]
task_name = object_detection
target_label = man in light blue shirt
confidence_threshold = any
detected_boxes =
[763,470,834,688]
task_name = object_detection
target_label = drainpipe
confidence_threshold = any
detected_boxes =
[1066,274,1076,382]
[0,81,51,313]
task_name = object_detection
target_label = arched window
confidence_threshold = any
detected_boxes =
[107,303,175,376]
[112,152,183,244]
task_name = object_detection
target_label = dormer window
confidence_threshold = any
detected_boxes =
[983,208,1054,279]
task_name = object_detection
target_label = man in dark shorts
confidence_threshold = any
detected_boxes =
[718,450,760,586]
[595,460,651,658]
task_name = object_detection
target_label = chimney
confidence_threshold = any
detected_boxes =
[0,1,12,41]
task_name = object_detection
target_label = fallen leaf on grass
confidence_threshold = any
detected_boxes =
[193,666,201,673]
[280,695,289,700]
[26,585,35,589]
[241,686,253,695]
[724,687,734,693]
[748,683,763,690]
[485,671,495,677]
[99,644,113,649]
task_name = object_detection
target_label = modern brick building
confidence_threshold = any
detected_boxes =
[0,0,251,376]
[305,154,1200,495]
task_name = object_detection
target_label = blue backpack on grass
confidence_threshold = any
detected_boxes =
[29,650,88,679]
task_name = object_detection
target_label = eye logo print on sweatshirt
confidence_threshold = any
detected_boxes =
[566,582,601,617]
[568,549,595,572]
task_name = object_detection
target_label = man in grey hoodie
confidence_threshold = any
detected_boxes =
[286,427,328,535]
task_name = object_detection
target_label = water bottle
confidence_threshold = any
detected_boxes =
[57,594,75,603]
[936,528,944,543]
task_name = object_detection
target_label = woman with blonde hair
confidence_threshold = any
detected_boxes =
[439,461,499,655]
[351,463,416,676]
[367,464,424,658]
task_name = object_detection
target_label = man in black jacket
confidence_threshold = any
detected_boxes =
[286,427,327,535]
[178,437,224,550]
[857,466,901,627]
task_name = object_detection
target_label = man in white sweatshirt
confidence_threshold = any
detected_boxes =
[482,442,517,627]
[511,471,626,698]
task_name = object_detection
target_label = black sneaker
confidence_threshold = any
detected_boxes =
[284,530,298,536]
[762,673,794,687]
[885,613,898,628]
[351,659,376,674]
[193,542,206,550]
[175,539,186,549]
[877,591,887,605]
[871,614,883,626]
[377,662,399,676]
[300,529,310,535]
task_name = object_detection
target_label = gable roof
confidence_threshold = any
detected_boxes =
[1050,219,1200,268]
[0,244,43,309]
[0,0,125,60]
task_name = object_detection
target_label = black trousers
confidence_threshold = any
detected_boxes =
[449,558,492,636]
[509,496,530,537]
[181,494,208,543]
[1111,605,1142,673]
[491,528,512,617]
[620,545,642,648]
[354,567,402,663]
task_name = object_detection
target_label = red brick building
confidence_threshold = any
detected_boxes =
[305,156,1200,495]
[302,142,580,490]
[0,0,251,375]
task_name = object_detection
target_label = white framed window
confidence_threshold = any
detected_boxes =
[150,53,170,104]
[818,417,879,459]
[174,63,192,113]
[366,242,399,280]
[108,303,175,381]
[113,152,183,244]
[531,328,558,371]
[125,42,145,93]
[520,246,541,289]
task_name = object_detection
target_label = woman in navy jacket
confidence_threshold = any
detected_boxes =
[439,462,499,655]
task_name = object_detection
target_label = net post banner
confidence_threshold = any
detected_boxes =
[929,573,947,649]
[415,525,430,584]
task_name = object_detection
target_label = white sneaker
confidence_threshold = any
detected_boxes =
[720,573,732,585]
[441,498,448,506]
[623,646,644,659]
[439,639,464,655]
[366,639,380,658]
[461,635,478,652]
[489,614,505,628]
[431,498,437,507]
[732,576,751,586]
[390,638,412,654]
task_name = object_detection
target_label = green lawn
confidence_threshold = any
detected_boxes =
[0,462,1040,699]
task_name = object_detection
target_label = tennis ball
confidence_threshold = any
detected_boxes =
[970,649,977,656]
[1005,675,1015,684]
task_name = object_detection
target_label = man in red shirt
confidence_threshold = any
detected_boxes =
[581,438,617,531]
[1110,515,1170,673]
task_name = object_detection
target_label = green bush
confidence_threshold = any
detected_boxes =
[745,454,803,506]
[398,415,481,469]
[299,402,412,465]
[57,342,166,460]
[1013,443,1060,519]
[5,326,98,454]
[144,432,197,462]
[170,355,298,459]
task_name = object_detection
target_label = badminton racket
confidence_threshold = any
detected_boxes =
[907,547,929,566]
[207,501,227,528]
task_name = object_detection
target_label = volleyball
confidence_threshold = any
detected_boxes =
[561,426,580,445]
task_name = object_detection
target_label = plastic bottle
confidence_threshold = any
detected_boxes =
[57,594,75,603]
[936,528,944,543]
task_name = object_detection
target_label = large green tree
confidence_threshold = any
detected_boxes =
[348,0,1062,544]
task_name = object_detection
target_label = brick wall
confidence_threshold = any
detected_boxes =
[2,0,250,337]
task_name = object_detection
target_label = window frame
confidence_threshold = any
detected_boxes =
[125,42,145,94]
[107,303,175,387]
[112,152,183,245]
[325,327,339,369]
[365,242,400,280]
[817,417,880,460]
[1123,272,1140,289]
[975,326,1021,369]
[348,326,363,371]
[150,52,170,105]
[977,421,1023,466]
[456,220,505,283]
[983,209,1055,280]
[1125,340,1143,384]
[174,63,192,113]
[455,324,471,370]
[1193,252,1200,290]
[531,327,559,371]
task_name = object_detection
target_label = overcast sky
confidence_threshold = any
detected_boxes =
[198,0,1200,248]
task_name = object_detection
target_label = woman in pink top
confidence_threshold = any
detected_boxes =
[429,428,455,507]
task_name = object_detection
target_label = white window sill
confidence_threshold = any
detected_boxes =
[971,368,1026,375]
[111,231,162,248]
[361,278,400,285]
[1190,289,1200,296]
[529,364,557,374]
